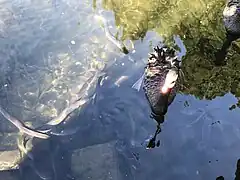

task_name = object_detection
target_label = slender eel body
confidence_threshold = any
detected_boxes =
[0,106,49,139]
[94,14,129,54]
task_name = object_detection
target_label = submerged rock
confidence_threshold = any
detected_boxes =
[0,150,20,171]
[0,132,21,171]
[0,170,19,180]
[71,141,120,180]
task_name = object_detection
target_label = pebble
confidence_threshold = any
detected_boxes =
[70,40,76,45]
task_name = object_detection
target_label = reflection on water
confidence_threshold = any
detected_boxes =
[0,0,239,180]
[101,0,240,105]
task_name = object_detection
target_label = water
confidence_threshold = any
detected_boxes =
[0,0,239,180]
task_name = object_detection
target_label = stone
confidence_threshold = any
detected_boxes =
[71,141,120,180]
[0,150,20,171]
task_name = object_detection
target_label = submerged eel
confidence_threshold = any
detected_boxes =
[94,14,129,54]
[0,106,49,139]
[0,71,102,139]
[0,98,88,139]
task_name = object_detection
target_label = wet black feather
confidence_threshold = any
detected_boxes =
[143,45,181,116]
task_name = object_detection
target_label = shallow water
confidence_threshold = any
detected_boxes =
[0,0,240,180]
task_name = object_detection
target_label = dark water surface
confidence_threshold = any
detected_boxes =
[0,0,240,180]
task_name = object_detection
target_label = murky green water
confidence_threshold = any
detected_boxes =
[0,0,240,179]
